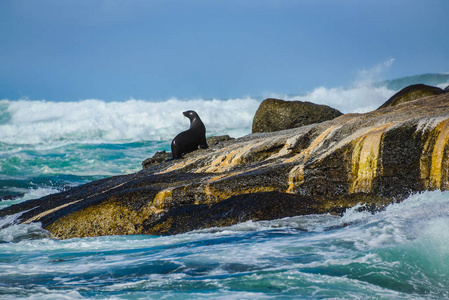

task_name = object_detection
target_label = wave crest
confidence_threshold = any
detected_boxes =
[0,98,260,146]
[2,73,448,147]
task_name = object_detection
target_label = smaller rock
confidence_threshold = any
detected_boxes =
[0,193,25,201]
[378,84,443,109]
[252,98,342,133]
[142,151,172,169]
[206,135,234,146]
[444,85,449,93]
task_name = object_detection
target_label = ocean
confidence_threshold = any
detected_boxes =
[1,74,449,299]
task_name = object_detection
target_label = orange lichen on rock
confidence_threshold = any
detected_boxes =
[285,126,339,193]
[421,119,449,189]
[286,164,304,194]
[201,184,276,204]
[151,188,174,213]
[197,141,265,173]
[286,126,339,164]
[350,124,395,193]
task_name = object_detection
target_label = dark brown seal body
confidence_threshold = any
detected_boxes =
[171,110,208,159]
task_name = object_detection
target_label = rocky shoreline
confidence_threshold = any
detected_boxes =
[1,85,449,239]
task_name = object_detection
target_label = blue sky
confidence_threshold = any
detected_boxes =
[1,0,448,101]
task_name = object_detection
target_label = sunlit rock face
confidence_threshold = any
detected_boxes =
[2,92,449,238]
[251,98,342,133]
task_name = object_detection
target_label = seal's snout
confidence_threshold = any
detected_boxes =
[183,110,196,119]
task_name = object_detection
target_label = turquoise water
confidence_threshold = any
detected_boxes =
[0,141,166,200]
[0,97,258,199]
[1,75,449,299]
[1,192,449,299]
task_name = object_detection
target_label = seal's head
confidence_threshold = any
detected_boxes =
[183,110,198,120]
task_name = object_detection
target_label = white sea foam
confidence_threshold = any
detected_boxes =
[0,97,260,146]
[272,84,395,113]
[269,58,398,113]
[0,222,51,243]
[0,211,24,229]
[336,191,449,250]
[437,81,449,89]
[2,71,448,148]
[0,85,393,148]
[0,187,60,209]
[1,191,449,299]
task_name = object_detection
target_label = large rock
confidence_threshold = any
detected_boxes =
[252,98,342,133]
[3,93,449,238]
[378,84,443,109]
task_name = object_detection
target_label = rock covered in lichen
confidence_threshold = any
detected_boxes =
[252,98,342,133]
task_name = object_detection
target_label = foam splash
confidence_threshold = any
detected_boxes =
[0,222,51,243]
[269,82,395,114]
[336,191,449,250]
[0,187,60,210]
[2,73,448,149]
[0,211,24,229]
[0,191,448,299]
[0,98,260,146]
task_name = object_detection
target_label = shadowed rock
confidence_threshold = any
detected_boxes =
[252,98,342,133]
[2,93,449,239]
[143,191,389,235]
[142,151,172,168]
[378,84,443,109]
[205,135,234,147]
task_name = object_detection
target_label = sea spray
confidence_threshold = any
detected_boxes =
[2,74,448,147]
[0,187,61,210]
[1,191,449,298]
[0,98,259,146]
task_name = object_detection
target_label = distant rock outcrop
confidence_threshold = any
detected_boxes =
[3,93,449,238]
[378,84,443,109]
[252,98,342,133]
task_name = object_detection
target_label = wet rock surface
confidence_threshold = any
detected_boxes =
[2,93,449,238]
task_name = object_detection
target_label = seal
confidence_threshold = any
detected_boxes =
[171,110,208,159]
